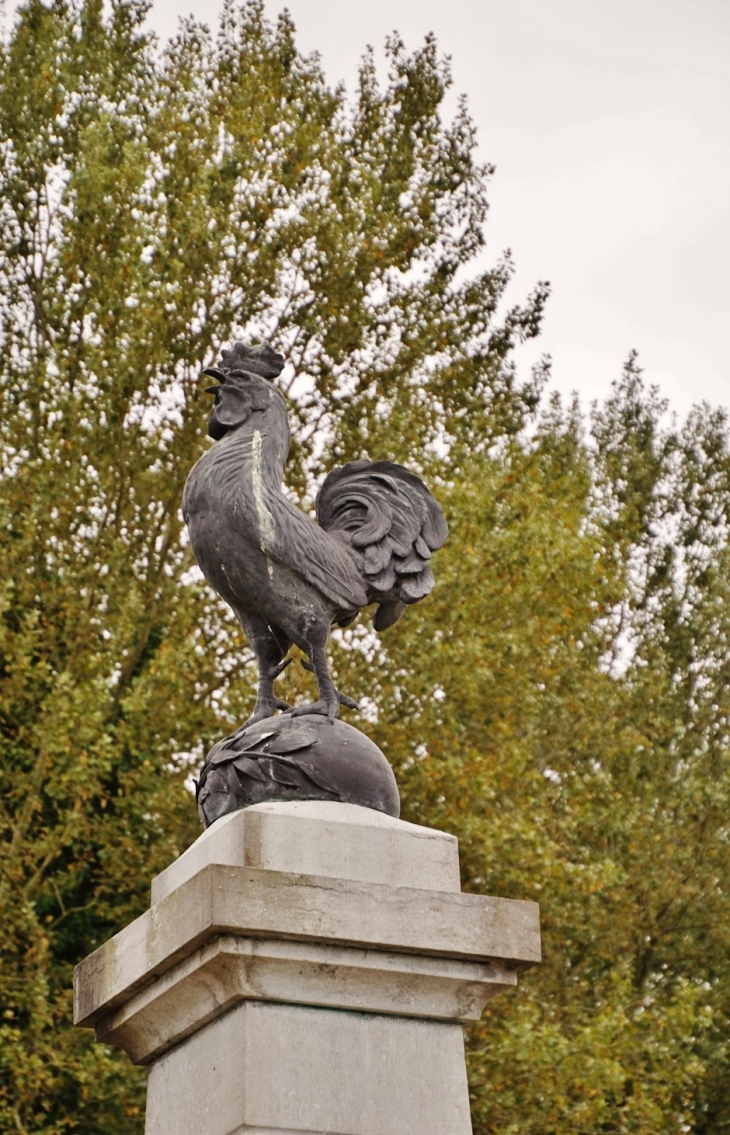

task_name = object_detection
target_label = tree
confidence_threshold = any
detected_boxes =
[1,2,729,1133]
[0,1,544,1129]
[431,374,730,1134]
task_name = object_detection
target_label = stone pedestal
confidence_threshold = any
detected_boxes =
[74,801,540,1135]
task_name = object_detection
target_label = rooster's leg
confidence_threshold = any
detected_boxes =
[300,658,359,710]
[237,610,292,725]
[288,639,358,720]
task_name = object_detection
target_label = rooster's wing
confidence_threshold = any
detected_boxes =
[266,491,368,611]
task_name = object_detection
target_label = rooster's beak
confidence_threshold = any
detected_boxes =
[203,366,226,394]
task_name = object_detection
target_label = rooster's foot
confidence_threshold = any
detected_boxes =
[286,699,339,721]
[286,689,360,721]
[242,696,292,727]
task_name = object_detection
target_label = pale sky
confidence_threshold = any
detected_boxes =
[83,2,730,417]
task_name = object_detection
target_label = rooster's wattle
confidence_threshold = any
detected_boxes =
[182,342,448,723]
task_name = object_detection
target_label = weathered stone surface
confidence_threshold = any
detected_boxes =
[145,1001,472,1135]
[95,934,516,1064]
[75,862,540,1028]
[151,801,461,905]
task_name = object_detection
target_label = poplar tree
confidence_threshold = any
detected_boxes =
[0,1,543,1127]
[1,2,729,1133]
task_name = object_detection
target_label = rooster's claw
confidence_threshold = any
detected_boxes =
[286,699,340,721]
[285,687,360,720]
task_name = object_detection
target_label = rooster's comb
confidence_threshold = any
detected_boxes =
[217,340,284,380]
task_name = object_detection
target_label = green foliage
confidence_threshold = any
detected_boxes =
[1,2,729,1132]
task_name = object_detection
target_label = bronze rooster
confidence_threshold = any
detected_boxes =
[183,342,447,723]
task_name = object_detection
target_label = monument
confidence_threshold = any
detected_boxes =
[74,343,540,1134]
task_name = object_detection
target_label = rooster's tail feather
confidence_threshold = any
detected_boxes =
[316,461,447,630]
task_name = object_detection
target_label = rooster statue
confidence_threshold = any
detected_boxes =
[183,341,448,727]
